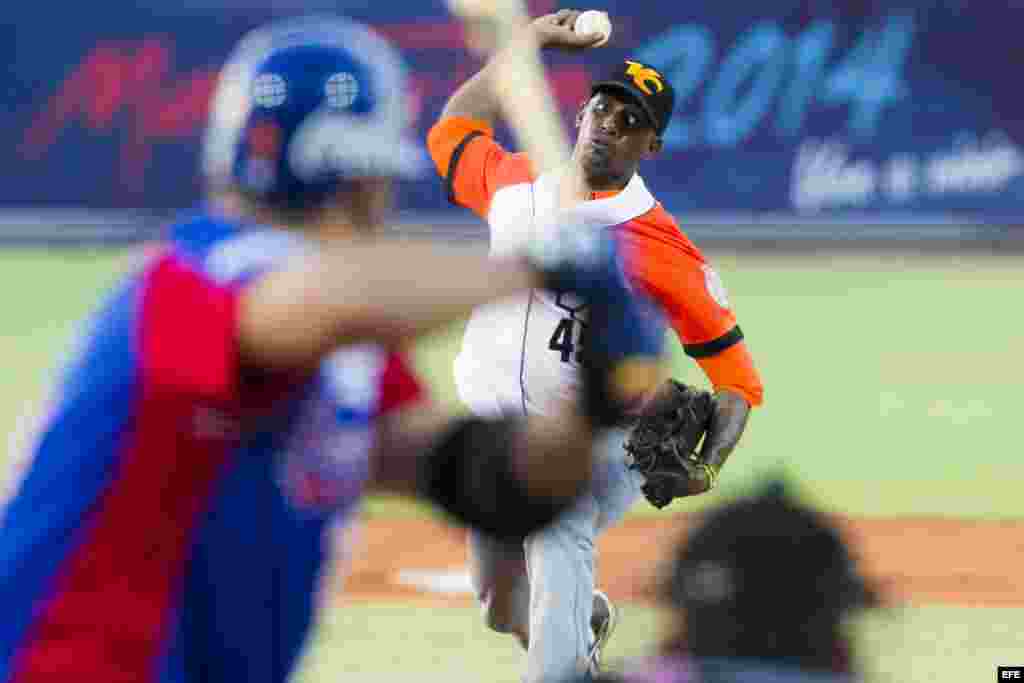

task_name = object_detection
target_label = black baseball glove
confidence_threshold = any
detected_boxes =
[624,380,716,509]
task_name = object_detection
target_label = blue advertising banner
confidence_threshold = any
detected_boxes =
[2,0,1023,223]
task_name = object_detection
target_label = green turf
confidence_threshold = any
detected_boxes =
[2,248,1023,518]
[291,602,1024,683]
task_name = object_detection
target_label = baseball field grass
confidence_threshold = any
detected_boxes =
[1,246,1022,681]
[289,603,1024,683]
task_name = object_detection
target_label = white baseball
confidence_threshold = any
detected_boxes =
[573,10,612,47]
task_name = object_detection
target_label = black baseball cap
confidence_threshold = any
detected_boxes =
[590,59,676,136]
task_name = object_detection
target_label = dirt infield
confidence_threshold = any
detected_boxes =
[340,515,1024,607]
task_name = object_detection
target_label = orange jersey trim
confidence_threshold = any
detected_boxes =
[426,116,533,218]
[695,342,764,407]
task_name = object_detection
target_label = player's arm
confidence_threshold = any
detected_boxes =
[427,10,601,216]
[621,226,763,481]
[243,242,596,535]
[438,10,602,125]
[698,386,752,474]
[237,239,539,370]
[680,327,760,473]
[141,243,539,407]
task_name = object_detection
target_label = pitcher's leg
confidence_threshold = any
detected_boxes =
[588,430,643,675]
[467,530,530,648]
[592,429,644,533]
[523,494,599,683]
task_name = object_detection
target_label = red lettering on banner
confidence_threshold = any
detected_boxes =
[373,22,468,50]
[20,23,586,197]
[20,38,217,194]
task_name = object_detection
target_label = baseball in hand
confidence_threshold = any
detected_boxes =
[574,10,612,47]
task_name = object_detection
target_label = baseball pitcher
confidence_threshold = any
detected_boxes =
[428,9,765,683]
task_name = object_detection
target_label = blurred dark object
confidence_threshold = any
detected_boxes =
[573,478,877,683]
[664,479,877,669]
[668,479,877,610]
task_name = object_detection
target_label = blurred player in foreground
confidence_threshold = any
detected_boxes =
[428,9,764,682]
[0,16,665,683]
[580,480,878,683]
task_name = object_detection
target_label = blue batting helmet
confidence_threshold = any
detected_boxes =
[203,15,426,209]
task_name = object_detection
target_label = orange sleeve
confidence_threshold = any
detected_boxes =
[621,215,764,407]
[695,342,764,407]
[426,116,509,218]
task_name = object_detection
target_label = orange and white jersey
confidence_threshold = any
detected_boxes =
[428,117,763,416]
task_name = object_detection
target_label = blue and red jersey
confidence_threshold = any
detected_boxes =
[0,210,422,682]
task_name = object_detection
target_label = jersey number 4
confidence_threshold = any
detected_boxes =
[548,318,586,364]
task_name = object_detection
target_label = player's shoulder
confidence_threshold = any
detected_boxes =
[483,151,536,221]
[428,115,535,187]
[165,206,309,285]
[495,151,536,188]
[166,208,238,258]
[620,202,707,265]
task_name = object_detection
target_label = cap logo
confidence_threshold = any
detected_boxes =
[625,60,664,96]
[252,73,287,108]
[325,72,360,110]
